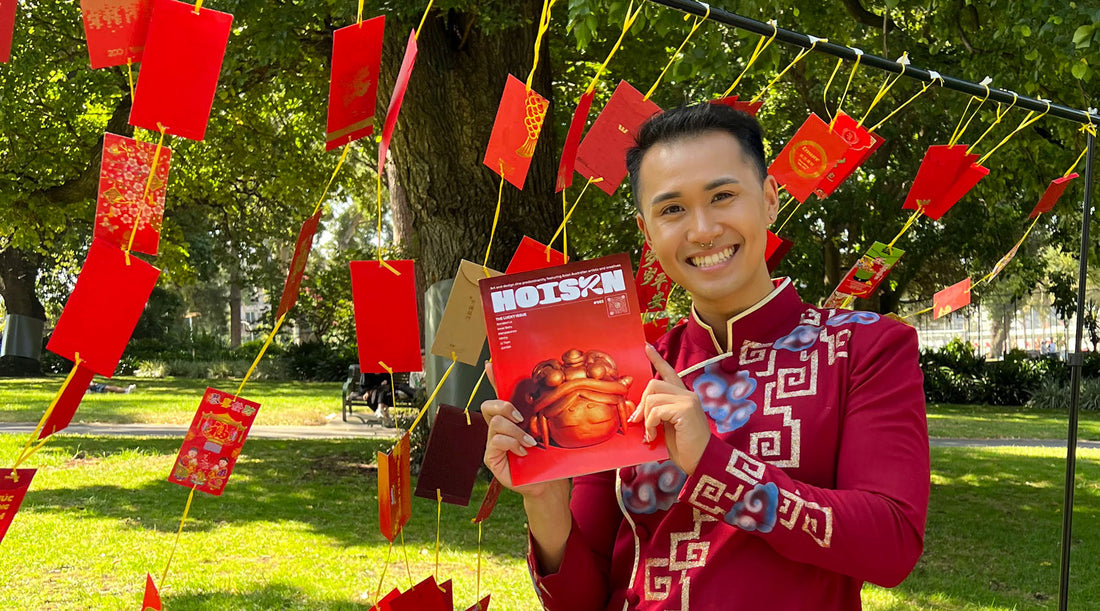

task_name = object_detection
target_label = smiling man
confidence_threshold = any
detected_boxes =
[482,103,930,610]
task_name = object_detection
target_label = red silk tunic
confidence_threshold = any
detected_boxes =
[528,278,930,610]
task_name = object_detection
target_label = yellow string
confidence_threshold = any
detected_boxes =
[525,0,558,90]
[586,1,645,93]
[869,76,940,132]
[829,51,863,130]
[888,206,924,250]
[821,58,844,121]
[357,0,364,24]
[857,53,907,129]
[974,216,1040,287]
[160,485,197,586]
[775,194,795,217]
[644,6,709,100]
[483,165,506,274]
[124,125,167,264]
[415,0,436,39]
[399,528,413,587]
[547,177,600,256]
[408,354,457,434]
[721,21,778,98]
[126,58,135,101]
[434,489,443,581]
[776,198,807,234]
[476,520,483,604]
[561,190,569,262]
[749,38,822,104]
[464,366,489,414]
[313,142,351,217]
[193,0,203,13]
[976,101,1050,166]
[967,93,1017,155]
[903,305,934,321]
[235,313,286,396]
[1065,147,1089,177]
[11,354,83,473]
[949,83,991,147]
[839,295,855,309]
[373,538,395,603]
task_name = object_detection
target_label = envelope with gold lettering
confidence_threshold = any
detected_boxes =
[430,260,501,366]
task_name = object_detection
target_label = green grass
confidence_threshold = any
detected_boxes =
[927,403,1100,441]
[0,377,343,426]
[0,434,1096,609]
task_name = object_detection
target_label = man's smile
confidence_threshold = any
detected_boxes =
[688,245,739,269]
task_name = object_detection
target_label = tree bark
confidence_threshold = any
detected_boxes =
[0,249,46,321]
[229,265,242,348]
[386,155,413,252]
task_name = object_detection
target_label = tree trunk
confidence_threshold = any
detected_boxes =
[0,248,46,321]
[386,155,413,252]
[229,265,242,348]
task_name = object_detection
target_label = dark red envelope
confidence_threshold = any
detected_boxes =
[473,477,503,523]
[414,404,489,506]
[813,112,884,199]
[37,363,96,440]
[768,113,850,203]
[555,90,596,192]
[765,230,793,273]
[128,0,232,140]
[635,243,672,313]
[326,17,385,151]
[709,95,762,117]
[1030,173,1079,218]
[934,278,971,319]
[168,387,260,496]
[483,74,549,191]
[465,595,491,611]
[276,209,322,318]
[94,132,172,256]
[80,0,155,69]
[0,469,35,546]
[378,30,417,173]
[642,317,670,344]
[575,80,662,196]
[46,238,161,378]
[368,588,400,611]
[388,576,450,611]
[378,432,411,542]
[142,573,162,610]
[0,0,16,63]
[505,236,566,275]
[350,260,421,374]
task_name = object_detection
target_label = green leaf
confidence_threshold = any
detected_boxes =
[1025,49,1039,61]
[1072,24,1094,46]
[1019,24,1031,37]
[885,0,899,7]
[1072,60,1088,80]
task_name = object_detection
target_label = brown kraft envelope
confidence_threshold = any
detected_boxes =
[430,259,501,366]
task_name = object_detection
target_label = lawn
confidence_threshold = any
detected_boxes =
[0,432,1096,610]
[926,403,1100,441]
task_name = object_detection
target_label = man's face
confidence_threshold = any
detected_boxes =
[635,130,779,319]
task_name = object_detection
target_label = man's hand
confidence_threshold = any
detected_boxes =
[629,344,712,476]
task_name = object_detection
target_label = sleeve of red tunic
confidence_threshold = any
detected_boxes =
[526,470,623,610]
[677,319,930,587]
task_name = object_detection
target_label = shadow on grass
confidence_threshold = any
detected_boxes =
[163,582,373,610]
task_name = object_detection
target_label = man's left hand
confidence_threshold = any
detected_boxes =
[629,344,712,476]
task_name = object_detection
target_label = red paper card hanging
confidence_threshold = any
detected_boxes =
[902,145,980,219]
[835,242,904,299]
[37,364,96,440]
[94,133,172,256]
[709,94,763,117]
[635,243,672,313]
[388,576,450,611]
[575,80,662,196]
[377,432,411,541]
[1030,173,1079,218]
[80,0,155,69]
[276,209,322,318]
[128,0,233,140]
[465,595,492,611]
[643,316,670,344]
[350,260,422,374]
[765,230,793,273]
[556,90,596,192]
[369,588,400,611]
[168,387,260,496]
[813,112,884,199]
[326,17,385,151]
[0,0,16,63]
[505,236,566,275]
[483,74,549,190]
[46,238,161,378]
[934,278,971,319]
[414,404,489,506]
[142,573,163,610]
[0,469,35,546]
[989,238,1024,282]
[924,161,988,221]
[767,113,850,203]
[473,477,503,523]
[378,30,417,173]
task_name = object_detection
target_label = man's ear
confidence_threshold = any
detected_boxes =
[763,175,780,224]
[636,212,652,247]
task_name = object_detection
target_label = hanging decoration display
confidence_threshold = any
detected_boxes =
[902,144,988,220]
[378,30,418,173]
[94,133,172,256]
[350,260,423,374]
[933,278,972,319]
[168,388,261,496]
[0,0,16,63]
[504,236,566,275]
[635,243,673,313]
[414,404,490,506]
[768,113,850,203]
[824,241,905,306]
[765,230,793,273]
[79,0,155,69]
[575,80,662,195]
[430,260,501,366]
[36,365,96,439]
[276,209,323,319]
[0,469,35,545]
[483,75,550,190]
[1030,173,1080,218]
[377,432,412,541]
[326,16,385,150]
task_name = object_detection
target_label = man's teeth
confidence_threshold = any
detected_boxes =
[691,246,735,267]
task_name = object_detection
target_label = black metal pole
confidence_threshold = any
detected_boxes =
[1059,131,1095,611]
[646,0,1100,126]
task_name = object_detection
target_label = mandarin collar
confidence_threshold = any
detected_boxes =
[684,277,804,356]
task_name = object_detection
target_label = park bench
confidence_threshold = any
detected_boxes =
[341,364,417,425]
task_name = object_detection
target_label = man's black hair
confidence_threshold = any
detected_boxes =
[626,102,767,212]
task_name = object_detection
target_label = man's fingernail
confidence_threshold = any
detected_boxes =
[523,434,537,446]
[512,409,523,422]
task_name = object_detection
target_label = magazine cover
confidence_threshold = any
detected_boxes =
[480,253,667,486]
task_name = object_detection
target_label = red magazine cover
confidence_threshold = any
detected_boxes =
[480,253,667,486]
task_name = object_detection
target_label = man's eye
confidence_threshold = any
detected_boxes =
[660,204,683,216]
[713,191,735,202]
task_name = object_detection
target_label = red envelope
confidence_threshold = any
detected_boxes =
[80,0,155,69]
[835,242,904,299]
[1030,173,1079,218]
[768,113,850,203]
[765,230,793,273]
[0,469,35,545]
[472,477,503,523]
[414,404,489,506]
[465,595,492,611]
[575,80,662,196]
[934,278,971,319]
[925,162,988,221]
[635,243,672,313]
[388,576,451,611]
[378,30,417,173]
[94,133,172,256]
[378,432,411,542]
[902,145,984,220]
[46,238,161,377]
[128,0,233,140]
[556,90,596,192]
[276,209,322,318]
[326,17,385,151]
[822,290,851,309]
[505,236,566,275]
[37,363,96,440]
[350,260,422,374]
[483,74,549,190]
[168,388,260,495]
[709,95,762,117]
[813,112,884,199]
[142,573,162,610]
[643,316,670,344]
[0,0,16,63]
[369,588,401,611]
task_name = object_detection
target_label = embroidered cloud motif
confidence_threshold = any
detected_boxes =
[620,460,687,515]
[694,364,757,434]
[825,311,881,327]
[773,323,821,352]
[724,482,779,533]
